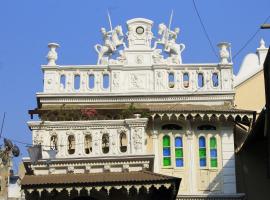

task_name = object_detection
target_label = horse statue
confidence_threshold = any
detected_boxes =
[95,25,124,64]
[153,23,185,64]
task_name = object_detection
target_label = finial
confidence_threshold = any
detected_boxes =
[47,43,60,66]
[217,42,230,64]
[259,38,266,49]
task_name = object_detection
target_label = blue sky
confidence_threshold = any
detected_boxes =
[0,0,270,170]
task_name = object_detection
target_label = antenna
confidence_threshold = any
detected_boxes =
[0,112,6,138]
[107,9,113,32]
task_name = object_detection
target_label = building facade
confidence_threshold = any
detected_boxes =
[22,18,254,199]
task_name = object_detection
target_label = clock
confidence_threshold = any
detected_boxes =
[136,26,144,34]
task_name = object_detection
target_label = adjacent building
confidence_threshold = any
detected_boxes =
[21,18,254,200]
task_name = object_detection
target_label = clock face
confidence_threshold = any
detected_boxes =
[136,26,144,34]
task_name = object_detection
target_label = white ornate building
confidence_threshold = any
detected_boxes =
[21,18,254,200]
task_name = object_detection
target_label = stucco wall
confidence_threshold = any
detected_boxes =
[234,71,265,112]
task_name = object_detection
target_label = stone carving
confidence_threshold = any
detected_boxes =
[156,71,165,90]
[152,49,164,64]
[133,128,143,150]
[47,43,59,66]
[218,42,230,64]
[155,23,185,64]
[95,26,125,64]
[112,72,120,88]
[130,73,140,89]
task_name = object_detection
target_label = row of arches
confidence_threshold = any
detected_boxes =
[60,74,110,90]
[50,132,128,155]
[168,72,219,89]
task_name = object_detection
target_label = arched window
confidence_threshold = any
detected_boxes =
[212,73,219,87]
[68,135,75,155]
[89,74,95,89]
[103,74,109,89]
[197,125,216,131]
[60,75,66,89]
[102,134,109,154]
[183,73,189,88]
[168,72,175,88]
[210,137,218,167]
[119,132,127,153]
[163,135,171,166]
[198,73,204,88]
[50,135,58,150]
[84,135,92,154]
[175,137,183,167]
[162,124,182,130]
[199,136,206,167]
[74,75,80,90]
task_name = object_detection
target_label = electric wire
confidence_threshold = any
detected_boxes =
[192,0,219,59]
[232,14,270,60]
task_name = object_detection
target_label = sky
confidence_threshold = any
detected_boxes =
[0,0,270,171]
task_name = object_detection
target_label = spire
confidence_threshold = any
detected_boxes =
[260,38,266,49]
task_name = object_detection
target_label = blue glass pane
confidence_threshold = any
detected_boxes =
[199,137,206,147]
[163,147,171,156]
[200,158,206,167]
[210,149,217,158]
[175,137,183,147]
[176,158,184,167]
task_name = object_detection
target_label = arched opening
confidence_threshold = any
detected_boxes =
[68,135,75,155]
[183,73,189,88]
[168,72,175,88]
[60,74,66,89]
[175,137,183,167]
[162,124,182,130]
[162,135,171,167]
[198,73,204,88]
[102,134,109,154]
[50,135,58,150]
[210,137,218,167]
[89,74,95,89]
[119,132,127,153]
[74,75,80,90]
[84,135,92,154]
[197,125,216,130]
[103,74,110,89]
[212,73,219,87]
[199,136,206,167]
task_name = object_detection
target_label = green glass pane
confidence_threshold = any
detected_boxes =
[163,136,170,146]
[163,157,171,166]
[210,137,217,148]
[199,148,206,158]
[175,148,183,158]
[211,158,218,167]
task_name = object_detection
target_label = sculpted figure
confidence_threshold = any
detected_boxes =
[154,23,185,64]
[95,26,124,64]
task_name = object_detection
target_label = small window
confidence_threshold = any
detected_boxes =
[162,124,182,130]
[68,135,75,155]
[198,73,204,88]
[168,72,175,88]
[74,75,80,90]
[50,135,58,150]
[163,135,171,166]
[60,75,66,89]
[197,125,216,131]
[102,134,109,154]
[89,74,95,89]
[84,135,92,154]
[210,137,218,167]
[183,73,189,88]
[175,137,184,167]
[199,136,206,167]
[103,74,110,89]
[212,73,219,87]
[119,132,127,153]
